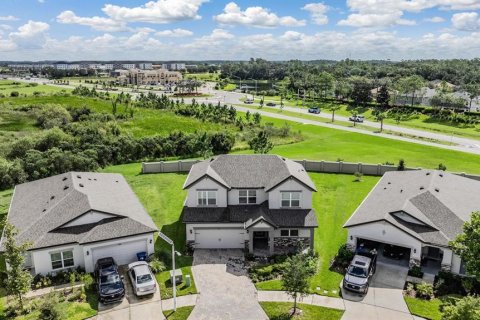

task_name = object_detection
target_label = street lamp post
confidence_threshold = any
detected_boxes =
[158,232,181,311]
[247,78,258,100]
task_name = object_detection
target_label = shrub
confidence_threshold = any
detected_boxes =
[80,273,94,290]
[149,259,166,274]
[416,282,434,299]
[438,163,447,171]
[398,159,406,171]
[332,244,354,268]
[10,91,19,97]
[408,265,424,278]
[354,171,363,182]
[39,293,60,320]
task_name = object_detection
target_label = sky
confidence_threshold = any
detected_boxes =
[0,0,480,61]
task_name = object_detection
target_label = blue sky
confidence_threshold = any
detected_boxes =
[0,0,479,60]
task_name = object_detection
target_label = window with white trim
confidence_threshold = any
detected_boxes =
[239,190,257,204]
[197,190,217,206]
[280,229,299,237]
[281,192,301,207]
[50,250,74,270]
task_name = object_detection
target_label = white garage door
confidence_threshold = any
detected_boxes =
[92,239,147,266]
[195,228,245,249]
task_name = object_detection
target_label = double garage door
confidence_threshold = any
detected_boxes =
[195,228,245,249]
[92,239,147,266]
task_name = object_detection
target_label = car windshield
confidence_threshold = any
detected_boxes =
[137,274,152,284]
[348,265,368,278]
[100,274,120,285]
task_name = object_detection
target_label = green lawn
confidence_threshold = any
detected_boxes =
[156,266,197,299]
[0,80,68,96]
[260,302,344,320]
[256,174,379,296]
[163,306,194,320]
[184,72,219,81]
[404,296,443,320]
[243,113,480,174]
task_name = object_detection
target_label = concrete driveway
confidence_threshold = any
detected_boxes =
[341,260,413,320]
[95,266,165,320]
[188,249,268,320]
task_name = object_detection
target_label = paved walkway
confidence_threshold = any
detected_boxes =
[188,249,268,320]
[161,294,198,311]
[257,290,345,310]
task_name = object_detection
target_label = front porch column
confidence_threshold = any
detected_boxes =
[310,229,315,250]
[269,231,274,255]
[409,246,422,268]
[248,230,253,253]
[441,249,452,272]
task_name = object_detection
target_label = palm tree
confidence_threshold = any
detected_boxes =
[330,104,341,122]
[375,112,386,132]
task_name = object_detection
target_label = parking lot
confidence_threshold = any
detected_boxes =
[95,266,164,320]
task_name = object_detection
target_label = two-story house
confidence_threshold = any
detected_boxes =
[181,155,318,255]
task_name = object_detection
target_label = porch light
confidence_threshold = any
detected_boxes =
[190,229,192,234]
[350,235,353,241]
[414,249,416,254]
[150,239,153,244]
[86,251,89,256]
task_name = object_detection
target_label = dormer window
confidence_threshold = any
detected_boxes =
[239,190,257,204]
[281,192,301,207]
[197,190,217,206]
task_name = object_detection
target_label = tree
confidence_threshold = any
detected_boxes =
[442,295,480,320]
[3,222,32,309]
[376,84,390,109]
[329,104,341,122]
[282,252,318,315]
[396,75,424,107]
[398,159,405,171]
[375,112,387,132]
[450,211,480,279]
[463,84,480,111]
[350,78,372,107]
[248,130,273,154]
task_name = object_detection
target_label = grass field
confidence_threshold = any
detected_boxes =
[163,306,194,320]
[156,266,197,299]
[0,80,68,96]
[184,72,219,81]
[260,302,344,320]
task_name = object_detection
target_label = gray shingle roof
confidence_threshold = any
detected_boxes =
[183,155,317,191]
[2,172,157,251]
[344,170,480,246]
[182,201,318,228]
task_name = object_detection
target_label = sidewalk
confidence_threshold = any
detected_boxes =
[257,290,345,310]
[161,294,198,311]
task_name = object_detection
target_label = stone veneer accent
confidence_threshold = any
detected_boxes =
[409,258,421,269]
[441,263,452,272]
[273,237,309,254]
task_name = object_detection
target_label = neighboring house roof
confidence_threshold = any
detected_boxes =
[182,201,318,228]
[344,170,480,247]
[1,172,157,251]
[183,155,317,191]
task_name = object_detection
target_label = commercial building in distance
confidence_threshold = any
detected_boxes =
[162,63,186,71]
[116,68,182,86]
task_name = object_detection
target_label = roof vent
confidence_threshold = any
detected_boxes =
[426,172,430,176]
[420,186,424,190]
[77,175,81,179]
[94,178,97,181]
[115,180,119,183]
[88,178,92,181]
[79,183,84,188]
[400,189,403,193]
[50,196,55,200]
[63,186,69,190]
[388,182,391,185]
[439,173,443,177]
[62,177,67,181]
[42,209,46,212]
[435,188,439,192]
[384,187,387,190]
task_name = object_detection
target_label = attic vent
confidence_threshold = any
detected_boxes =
[400,189,403,193]
[42,209,46,212]
[439,173,443,177]
[94,178,97,181]
[384,187,387,190]
[420,186,424,190]
[115,180,119,183]
[62,177,67,181]
[50,196,55,200]
[63,186,69,190]
[77,175,81,179]
[435,188,439,192]
[79,183,84,188]
[426,172,430,176]
[88,178,92,181]
[388,182,391,185]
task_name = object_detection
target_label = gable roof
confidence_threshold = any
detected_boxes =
[2,172,157,251]
[183,155,317,191]
[344,170,480,247]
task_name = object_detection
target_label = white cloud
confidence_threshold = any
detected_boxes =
[214,2,306,28]
[9,20,49,49]
[452,12,480,30]
[302,3,329,25]
[38,0,45,3]
[0,16,18,21]
[156,28,193,37]
[339,0,480,28]
[57,10,127,32]
[102,0,207,24]
[425,16,445,23]
[0,24,12,31]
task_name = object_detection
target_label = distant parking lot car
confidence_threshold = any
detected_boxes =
[342,246,377,294]
[308,107,321,114]
[95,258,125,304]
[266,102,276,107]
[245,99,254,104]
[128,261,157,296]
[349,115,365,123]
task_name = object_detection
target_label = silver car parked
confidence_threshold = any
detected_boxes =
[127,261,157,296]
